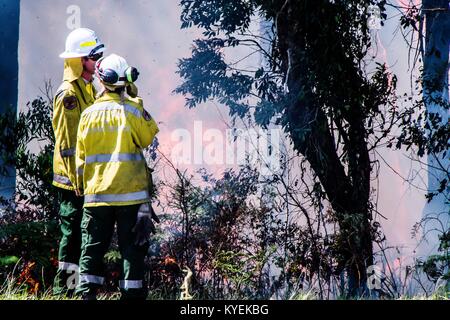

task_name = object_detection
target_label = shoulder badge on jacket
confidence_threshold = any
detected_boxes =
[63,96,78,110]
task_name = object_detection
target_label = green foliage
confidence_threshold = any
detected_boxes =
[395,90,449,202]
[0,256,19,267]
[104,250,122,264]
[0,221,58,267]
[176,0,394,126]
[417,231,449,284]
[153,166,282,298]
[0,216,58,261]
[0,97,57,219]
[212,250,253,285]
[0,95,59,293]
[180,0,254,35]
[175,38,253,116]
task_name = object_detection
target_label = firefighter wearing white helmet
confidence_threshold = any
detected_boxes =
[59,28,105,59]
[52,28,105,297]
[75,54,159,300]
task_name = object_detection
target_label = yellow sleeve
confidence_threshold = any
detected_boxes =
[138,108,159,149]
[75,117,86,191]
[130,100,159,149]
[52,89,81,186]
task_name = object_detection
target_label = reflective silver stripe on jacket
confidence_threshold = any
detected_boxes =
[53,174,73,186]
[58,262,79,271]
[84,190,149,204]
[86,125,131,134]
[85,153,144,164]
[79,274,105,285]
[83,102,141,118]
[60,148,75,157]
[119,280,143,289]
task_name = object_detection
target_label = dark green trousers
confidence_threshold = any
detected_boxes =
[53,188,84,296]
[75,204,149,300]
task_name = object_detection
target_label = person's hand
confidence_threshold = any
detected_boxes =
[74,189,83,197]
[132,203,158,246]
[127,83,138,98]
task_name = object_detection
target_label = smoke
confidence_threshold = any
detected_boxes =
[17,1,431,262]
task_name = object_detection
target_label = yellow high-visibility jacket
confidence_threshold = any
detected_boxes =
[75,92,159,207]
[52,77,95,190]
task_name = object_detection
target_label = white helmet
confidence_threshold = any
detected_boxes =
[59,28,105,59]
[96,54,139,88]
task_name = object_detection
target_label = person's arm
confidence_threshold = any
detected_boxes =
[136,106,159,149]
[127,83,139,98]
[75,117,86,195]
[53,89,81,187]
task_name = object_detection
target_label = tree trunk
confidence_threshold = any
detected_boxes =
[285,80,373,295]
[278,0,374,296]
[0,0,20,202]
[420,0,450,254]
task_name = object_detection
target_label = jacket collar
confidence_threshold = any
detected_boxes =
[95,91,123,103]
[72,77,95,106]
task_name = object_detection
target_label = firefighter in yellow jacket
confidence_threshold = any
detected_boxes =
[74,54,159,300]
[52,28,105,296]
